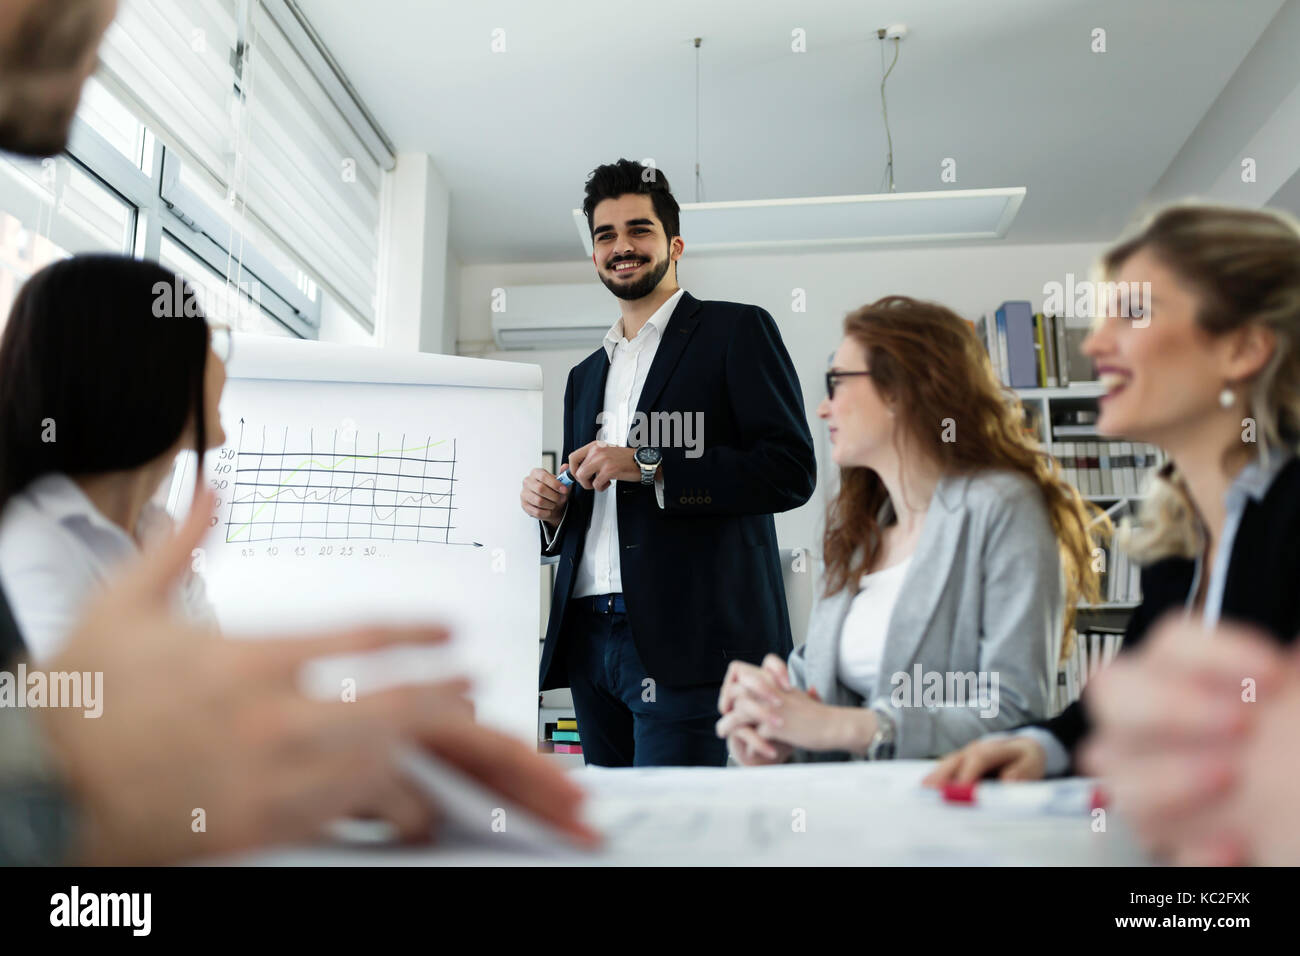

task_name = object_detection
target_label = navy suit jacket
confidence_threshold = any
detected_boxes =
[0,585,23,667]
[539,291,816,690]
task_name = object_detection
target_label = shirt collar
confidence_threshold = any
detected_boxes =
[23,472,159,543]
[1226,444,1294,506]
[601,288,686,362]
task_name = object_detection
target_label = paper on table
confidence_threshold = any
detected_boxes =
[392,745,591,859]
[215,761,1143,866]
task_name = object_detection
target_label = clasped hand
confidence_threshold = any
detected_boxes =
[715,654,848,763]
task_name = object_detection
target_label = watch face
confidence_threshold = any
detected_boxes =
[635,447,662,466]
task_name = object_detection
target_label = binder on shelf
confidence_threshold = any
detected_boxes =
[1062,315,1096,382]
[1115,442,1132,496]
[976,314,1003,385]
[997,301,1038,388]
[1032,313,1050,388]
[1053,312,1071,386]
[1038,313,1059,387]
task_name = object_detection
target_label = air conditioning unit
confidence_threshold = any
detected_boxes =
[491,283,614,350]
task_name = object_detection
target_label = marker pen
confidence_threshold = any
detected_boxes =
[941,780,1107,815]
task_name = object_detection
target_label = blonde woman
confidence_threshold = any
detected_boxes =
[927,203,1300,787]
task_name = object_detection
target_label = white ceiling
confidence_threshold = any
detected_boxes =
[297,0,1288,264]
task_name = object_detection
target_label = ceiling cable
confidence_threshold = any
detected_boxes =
[878,34,900,193]
[694,36,704,203]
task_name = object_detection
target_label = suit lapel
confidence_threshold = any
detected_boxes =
[805,588,858,706]
[635,291,703,417]
[876,473,969,687]
[575,356,610,447]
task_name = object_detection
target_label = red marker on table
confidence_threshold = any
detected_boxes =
[941,780,1108,815]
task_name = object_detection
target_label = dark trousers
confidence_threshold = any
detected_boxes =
[564,597,727,768]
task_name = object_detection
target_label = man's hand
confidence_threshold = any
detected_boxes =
[35,488,600,863]
[568,441,644,492]
[521,468,570,526]
[1080,613,1285,865]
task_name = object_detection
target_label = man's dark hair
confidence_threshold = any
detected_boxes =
[0,255,211,512]
[582,159,681,240]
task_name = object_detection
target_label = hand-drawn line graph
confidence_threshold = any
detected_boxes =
[222,420,477,545]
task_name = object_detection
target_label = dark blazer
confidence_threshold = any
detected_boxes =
[1033,456,1300,768]
[539,291,816,690]
[0,585,24,667]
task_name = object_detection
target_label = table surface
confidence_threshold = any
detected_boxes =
[223,760,1148,866]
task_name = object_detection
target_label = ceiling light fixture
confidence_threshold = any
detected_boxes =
[573,26,1026,256]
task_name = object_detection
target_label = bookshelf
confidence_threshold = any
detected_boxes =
[1013,381,1156,615]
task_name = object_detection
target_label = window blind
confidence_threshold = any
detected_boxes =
[95,0,390,327]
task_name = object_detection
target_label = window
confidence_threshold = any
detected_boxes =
[0,1,392,342]
[93,0,393,335]
[159,236,294,338]
[0,150,134,331]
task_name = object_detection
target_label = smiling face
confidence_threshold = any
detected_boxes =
[817,337,897,468]
[1082,246,1274,448]
[590,193,683,301]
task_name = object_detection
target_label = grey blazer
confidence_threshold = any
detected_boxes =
[787,469,1063,760]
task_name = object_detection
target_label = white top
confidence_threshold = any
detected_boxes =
[544,288,681,597]
[836,557,913,698]
[0,472,217,661]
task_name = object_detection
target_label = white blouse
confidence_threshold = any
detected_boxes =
[0,473,217,661]
[836,557,913,699]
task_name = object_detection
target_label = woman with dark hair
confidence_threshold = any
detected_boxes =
[926,202,1300,797]
[716,296,1102,763]
[0,254,226,658]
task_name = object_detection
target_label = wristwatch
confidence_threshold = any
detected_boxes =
[865,707,897,760]
[633,447,662,486]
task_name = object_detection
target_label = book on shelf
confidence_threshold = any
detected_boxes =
[975,306,1097,388]
[998,301,1038,388]
[1057,628,1126,712]
[1053,310,1071,386]
[1051,441,1162,499]
[1036,312,1058,388]
[540,716,582,756]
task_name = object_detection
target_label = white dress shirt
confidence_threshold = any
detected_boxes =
[543,288,682,598]
[0,472,217,661]
[836,557,913,698]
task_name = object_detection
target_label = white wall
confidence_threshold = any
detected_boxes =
[458,240,1109,566]
[317,294,376,346]
[365,151,451,353]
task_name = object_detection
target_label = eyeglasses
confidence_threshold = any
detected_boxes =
[208,323,233,364]
[825,369,872,400]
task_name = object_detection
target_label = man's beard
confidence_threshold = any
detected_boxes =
[599,254,671,301]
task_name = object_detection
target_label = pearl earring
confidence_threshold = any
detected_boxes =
[1218,387,1235,409]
